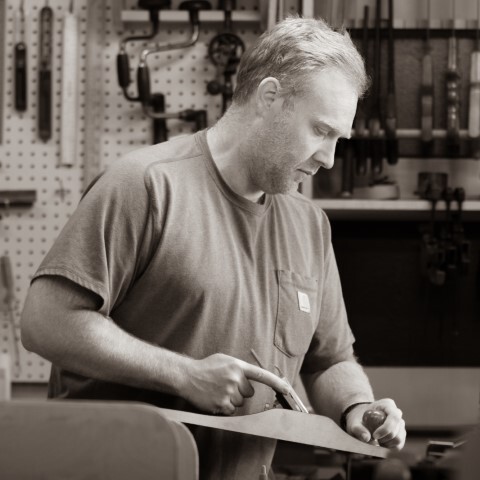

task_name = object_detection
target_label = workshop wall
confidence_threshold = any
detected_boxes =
[0,0,298,382]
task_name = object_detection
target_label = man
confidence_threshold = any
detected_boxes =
[21,16,406,479]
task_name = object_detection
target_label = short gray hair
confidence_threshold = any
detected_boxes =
[232,16,369,106]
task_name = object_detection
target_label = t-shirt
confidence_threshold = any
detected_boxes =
[33,130,355,479]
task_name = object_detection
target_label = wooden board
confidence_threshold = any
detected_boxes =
[157,407,389,458]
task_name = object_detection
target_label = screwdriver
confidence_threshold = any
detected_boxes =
[14,0,27,111]
[446,0,461,157]
[468,0,480,159]
[421,0,434,157]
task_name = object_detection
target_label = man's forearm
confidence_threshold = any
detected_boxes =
[21,277,191,396]
[302,359,374,424]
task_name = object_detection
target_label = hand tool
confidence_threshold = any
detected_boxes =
[468,0,480,159]
[0,255,21,375]
[442,187,457,272]
[446,0,461,157]
[38,1,54,141]
[207,0,245,113]
[14,0,27,112]
[368,0,383,176]
[385,0,398,165]
[116,0,167,102]
[157,407,389,457]
[421,0,434,157]
[354,5,369,176]
[340,139,355,197]
[340,2,354,197]
[0,0,5,143]
[137,1,210,107]
[250,349,308,414]
[59,0,79,167]
[453,187,470,273]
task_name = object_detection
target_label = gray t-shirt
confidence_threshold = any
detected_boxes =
[33,130,355,479]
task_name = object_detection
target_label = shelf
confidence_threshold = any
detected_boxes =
[313,198,480,220]
[121,10,261,25]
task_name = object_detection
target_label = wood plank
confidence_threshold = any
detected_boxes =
[157,407,389,458]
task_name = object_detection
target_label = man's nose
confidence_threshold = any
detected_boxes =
[312,139,337,170]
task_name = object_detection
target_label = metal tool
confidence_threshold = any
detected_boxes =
[207,0,245,113]
[250,349,309,414]
[446,0,460,157]
[59,0,79,167]
[14,0,27,112]
[453,187,470,273]
[137,1,210,107]
[421,0,434,157]
[354,5,369,176]
[468,0,480,158]
[0,255,21,375]
[116,0,167,102]
[0,0,5,143]
[38,1,54,141]
[369,0,383,176]
[385,0,398,165]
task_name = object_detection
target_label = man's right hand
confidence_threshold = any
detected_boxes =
[182,353,291,415]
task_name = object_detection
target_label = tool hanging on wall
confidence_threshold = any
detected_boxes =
[207,0,245,114]
[14,0,27,112]
[420,0,434,157]
[385,0,398,165]
[0,0,6,143]
[59,1,79,167]
[116,0,167,102]
[38,1,54,141]
[368,0,383,176]
[354,5,369,177]
[468,0,480,159]
[340,0,354,197]
[0,255,21,376]
[446,0,461,157]
[116,1,210,144]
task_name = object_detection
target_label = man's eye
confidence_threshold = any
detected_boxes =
[315,128,327,137]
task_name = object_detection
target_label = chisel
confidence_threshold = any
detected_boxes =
[38,1,53,141]
[14,0,27,112]
[385,0,398,165]
[354,5,369,176]
[446,0,460,157]
[421,0,434,157]
[468,0,480,159]
[369,0,383,175]
[59,0,79,167]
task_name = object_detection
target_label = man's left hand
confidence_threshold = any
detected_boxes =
[345,398,406,450]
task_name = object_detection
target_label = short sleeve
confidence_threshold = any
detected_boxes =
[301,212,355,374]
[32,158,154,316]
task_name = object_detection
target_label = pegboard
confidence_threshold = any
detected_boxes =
[0,0,299,382]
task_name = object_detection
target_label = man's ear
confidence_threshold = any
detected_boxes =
[255,77,282,115]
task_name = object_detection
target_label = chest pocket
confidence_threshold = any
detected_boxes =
[274,270,318,357]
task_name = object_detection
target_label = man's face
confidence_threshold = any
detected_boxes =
[248,68,358,195]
